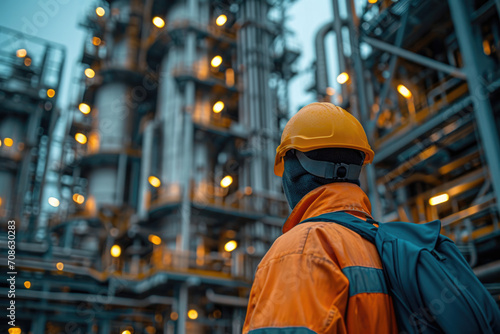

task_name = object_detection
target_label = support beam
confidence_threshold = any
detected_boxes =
[180,0,198,257]
[362,36,467,79]
[373,96,472,163]
[370,6,411,137]
[496,0,500,21]
[448,0,500,218]
[344,0,382,220]
[99,319,111,334]
[176,283,188,334]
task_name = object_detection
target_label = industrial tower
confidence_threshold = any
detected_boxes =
[313,0,500,296]
[1,0,298,333]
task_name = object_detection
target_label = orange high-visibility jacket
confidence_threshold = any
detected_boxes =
[243,183,398,334]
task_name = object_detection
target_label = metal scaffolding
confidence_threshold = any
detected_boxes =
[313,0,500,295]
[4,0,500,332]
[0,0,299,333]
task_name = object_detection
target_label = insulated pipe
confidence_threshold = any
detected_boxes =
[331,0,348,105]
[314,20,348,105]
[4,288,175,307]
[177,283,188,334]
[116,153,127,206]
[237,8,251,199]
[138,121,153,220]
[315,22,335,98]
[178,1,198,331]
[241,0,265,208]
[250,0,263,198]
[206,289,248,307]
[180,49,195,254]
[159,47,182,187]
[331,0,346,73]
[259,1,276,193]
[448,0,500,217]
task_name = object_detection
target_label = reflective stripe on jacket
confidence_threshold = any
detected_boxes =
[243,183,398,334]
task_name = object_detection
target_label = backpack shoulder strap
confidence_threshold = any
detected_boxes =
[299,211,378,243]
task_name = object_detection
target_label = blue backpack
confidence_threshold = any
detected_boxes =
[300,212,500,334]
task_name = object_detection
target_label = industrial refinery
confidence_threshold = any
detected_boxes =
[1,0,499,333]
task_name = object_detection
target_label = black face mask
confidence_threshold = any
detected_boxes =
[282,149,363,209]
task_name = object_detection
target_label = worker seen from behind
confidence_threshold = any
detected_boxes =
[243,102,398,333]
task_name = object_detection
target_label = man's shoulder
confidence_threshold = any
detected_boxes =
[257,221,344,269]
[258,220,381,270]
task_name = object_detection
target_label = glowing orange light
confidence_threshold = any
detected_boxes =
[225,68,235,87]
[96,7,105,17]
[16,49,27,58]
[152,16,165,28]
[148,234,162,245]
[216,14,227,26]
[220,175,233,188]
[56,262,64,271]
[24,281,31,289]
[429,193,449,206]
[79,103,91,114]
[92,37,101,46]
[73,193,85,204]
[148,176,161,188]
[397,84,412,99]
[211,55,223,67]
[224,240,237,252]
[24,57,32,66]
[47,89,56,98]
[483,40,492,56]
[4,138,13,147]
[84,68,95,78]
[75,133,88,144]
[187,309,198,320]
[110,245,121,257]
[48,197,60,207]
[337,72,349,84]
[213,101,224,113]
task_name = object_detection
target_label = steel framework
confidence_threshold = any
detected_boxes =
[313,0,500,295]
[0,1,299,333]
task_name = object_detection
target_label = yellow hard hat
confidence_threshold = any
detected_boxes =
[274,102,374,177]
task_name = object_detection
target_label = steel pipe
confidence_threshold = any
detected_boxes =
[362,36,467,79]
[206,289,248,307]
[369,6,411,137]
[1,288,175,307]
[344,0,381,220]
[448,0,500,217]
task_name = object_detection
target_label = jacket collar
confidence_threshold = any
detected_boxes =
[282,182,373,233]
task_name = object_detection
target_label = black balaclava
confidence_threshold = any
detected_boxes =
[282,148,365,209]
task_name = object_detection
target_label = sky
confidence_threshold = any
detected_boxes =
[0,0,337,115]
[286,0,338,113]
